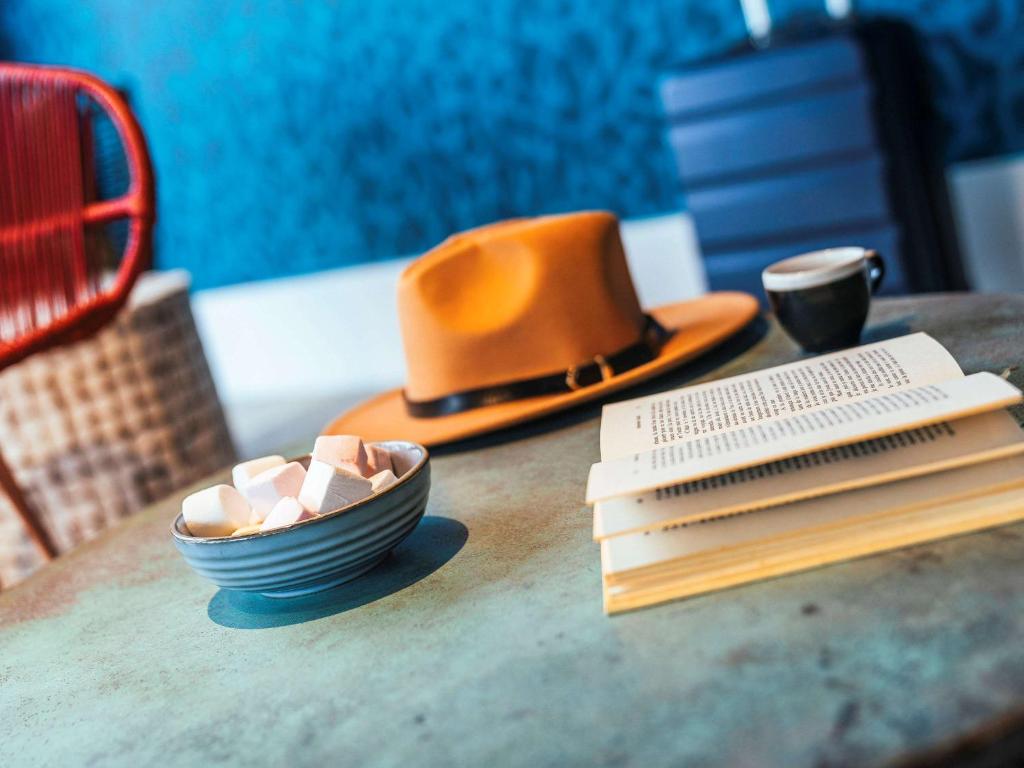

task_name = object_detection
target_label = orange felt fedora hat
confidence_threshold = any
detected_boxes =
[326,211,758,446]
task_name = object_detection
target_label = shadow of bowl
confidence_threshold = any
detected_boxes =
[207,515,468,629]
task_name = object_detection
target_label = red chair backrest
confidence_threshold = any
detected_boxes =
[0,63,155,370]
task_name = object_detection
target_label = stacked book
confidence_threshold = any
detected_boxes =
[586,333,1024,614]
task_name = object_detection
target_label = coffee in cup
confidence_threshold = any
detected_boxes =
[762,247,885,352]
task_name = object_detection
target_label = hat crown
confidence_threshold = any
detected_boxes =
[398,211,645,402]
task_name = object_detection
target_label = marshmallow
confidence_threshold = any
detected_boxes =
[182,484,252,538]
[231,524,263,537]
[260,496,317,532]
[298,459,372,514]
[365,444,393,477]
[312,435,369,477]
[243,462,307,522]
[232,455,285,491]
[369,469,398,493]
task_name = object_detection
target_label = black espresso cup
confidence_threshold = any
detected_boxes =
[762,247,885,352]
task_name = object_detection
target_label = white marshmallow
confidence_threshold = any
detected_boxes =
[260,496,316,532]
[365,444,393,477]
[369,469,398,493]
[231,455,285,491]
[243,462,307,522]
[298,459,372,514]
[312,435,369,476]
[182,485,252,538]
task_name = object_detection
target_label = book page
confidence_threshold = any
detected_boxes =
[593,410,1024,539]
[586,372,1022,503]
[599,332,961,461]
[601,453,1024,579]
[603,483,1024,613]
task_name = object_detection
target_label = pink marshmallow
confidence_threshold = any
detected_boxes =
[298,459,372,514]
[260,496,317,532]
[313,435,369,476]
[182,484,252,538]
[369,469,398,493]
[365,444,393,477]
[244,461,307,522]
[231,455,285,491]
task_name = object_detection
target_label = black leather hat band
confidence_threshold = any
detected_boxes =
[402,315,671,418]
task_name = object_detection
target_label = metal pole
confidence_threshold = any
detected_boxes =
[0,446,57,559]
[738,0,772,43]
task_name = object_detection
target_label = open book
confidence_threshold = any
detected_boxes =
[588,333,1024,614]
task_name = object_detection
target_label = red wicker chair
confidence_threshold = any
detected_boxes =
[0,63,155,560]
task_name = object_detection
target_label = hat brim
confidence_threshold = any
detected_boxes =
[324,291,759,447]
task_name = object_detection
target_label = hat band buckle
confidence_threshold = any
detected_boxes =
[565,355,614,392]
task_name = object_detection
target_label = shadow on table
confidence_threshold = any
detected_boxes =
[206,515,468,629]
[862,317,914,345]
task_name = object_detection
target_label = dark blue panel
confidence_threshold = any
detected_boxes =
[702,224,906,297]
[688,155,891,248]
[668,83,878,186]
[661,37,863,119]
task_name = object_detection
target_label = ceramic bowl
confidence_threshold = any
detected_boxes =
[171,441,430,598]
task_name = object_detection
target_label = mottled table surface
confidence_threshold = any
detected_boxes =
[4,294,1024,768]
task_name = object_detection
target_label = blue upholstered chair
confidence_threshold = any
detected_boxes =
[661,22,966,298]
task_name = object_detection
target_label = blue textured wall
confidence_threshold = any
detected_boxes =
[1,0,1022,289]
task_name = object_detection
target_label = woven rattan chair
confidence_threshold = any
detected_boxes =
[0,63,155,562]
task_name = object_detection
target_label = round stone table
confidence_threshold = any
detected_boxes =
[4,294,1024,767]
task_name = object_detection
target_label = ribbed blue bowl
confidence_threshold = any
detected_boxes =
[171,441,430,598]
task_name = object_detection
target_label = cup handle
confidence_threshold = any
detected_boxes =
[866,250,885,294]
